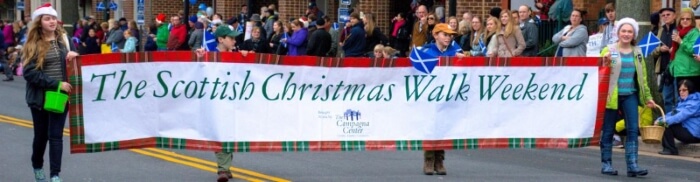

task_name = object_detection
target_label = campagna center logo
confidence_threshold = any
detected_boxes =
[336,109,369,135]
[343,109,361,121]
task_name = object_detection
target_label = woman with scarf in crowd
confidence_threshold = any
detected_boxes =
[669,8,700,95]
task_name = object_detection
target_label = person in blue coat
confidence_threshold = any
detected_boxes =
[341,13,366,57]
[283,20,308,56]
[656,79,700,155]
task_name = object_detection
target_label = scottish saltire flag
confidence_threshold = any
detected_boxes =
[694,37,700,55]
[479,38,487,55]
[281,33,288,48]
[236,25,244,34]
[111,42,118,53]
[409,46,439,74]
[202,30,218,52]
[72,37,81,44]
[639,32,661,57]
[450,40,460,50]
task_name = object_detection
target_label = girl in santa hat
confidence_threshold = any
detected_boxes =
[22,3,78,182]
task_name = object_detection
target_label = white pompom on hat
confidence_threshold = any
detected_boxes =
[615,17,639,37]
[32,3,58,21]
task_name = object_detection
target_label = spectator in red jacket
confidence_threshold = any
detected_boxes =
[167,15,187,50]
[535,0,555,21]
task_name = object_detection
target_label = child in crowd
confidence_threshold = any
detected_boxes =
[383,46,398,59]
[82,29,101,54]
[120,30,137,53]
[372,44,384,58]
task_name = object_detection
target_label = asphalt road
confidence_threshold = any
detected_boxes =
[1,77,698,182]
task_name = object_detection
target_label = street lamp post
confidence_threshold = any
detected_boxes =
[103,0,110,21]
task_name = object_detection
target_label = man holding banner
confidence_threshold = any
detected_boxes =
[195,26,242,182]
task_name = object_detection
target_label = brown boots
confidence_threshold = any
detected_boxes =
[435,151,446,175]
[423,150,446,175]
[423,154,435,175]
[217,171,232,182]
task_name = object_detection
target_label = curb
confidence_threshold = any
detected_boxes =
[637,138,700,158]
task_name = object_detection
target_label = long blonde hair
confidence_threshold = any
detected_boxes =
[485,17,501,40]
[22,15,67,69]
[500,11,517,38]
[364,13,376,36]
[13,20,23,34]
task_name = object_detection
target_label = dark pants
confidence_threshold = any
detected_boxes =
[661,124,700,154]
[30,107,68,176]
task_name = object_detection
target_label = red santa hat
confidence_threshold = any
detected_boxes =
[32,3,58,21]
[298,17,309,28]
[156,13,167,23]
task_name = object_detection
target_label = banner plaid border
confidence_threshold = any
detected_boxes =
[68,52,608,153]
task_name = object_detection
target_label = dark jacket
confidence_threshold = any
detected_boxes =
[270,32,288,55]
[24,37,75,110]
[342,21,367,57]
[307,28,332,56]
[240,38,269,53]
[457,33,472,54]
[83,36,101,55]
[364,27,389,54]
[520,19,539,56]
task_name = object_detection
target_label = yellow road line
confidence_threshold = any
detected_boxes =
[129,149,264,182]
[145,148,291,182]
[0,114,290,181]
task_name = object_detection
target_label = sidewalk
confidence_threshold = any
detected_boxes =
[638,138,700,158]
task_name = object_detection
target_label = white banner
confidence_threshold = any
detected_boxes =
[81,63,599,143]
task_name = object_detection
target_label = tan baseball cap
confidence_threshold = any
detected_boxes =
[432,23,457,35]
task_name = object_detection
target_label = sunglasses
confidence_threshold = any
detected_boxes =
[428,17,435,20]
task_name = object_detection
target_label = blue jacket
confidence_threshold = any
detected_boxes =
[664,92,700,138]
[287,28,308,56]
[342,21,366,57]
[421,40,463,57]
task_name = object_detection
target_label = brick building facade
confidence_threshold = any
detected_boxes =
[10,0,690,33]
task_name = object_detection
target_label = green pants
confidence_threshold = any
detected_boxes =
[215,152,232,172]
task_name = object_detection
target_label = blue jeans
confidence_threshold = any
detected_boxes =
[600,94,640,170]
[662,81,676,112]
[30,107,68,176]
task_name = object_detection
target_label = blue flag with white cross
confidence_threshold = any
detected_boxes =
[638,32,661,57]
[202,30,218,52]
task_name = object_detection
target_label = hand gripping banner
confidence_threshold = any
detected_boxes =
[67,52,609,153]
